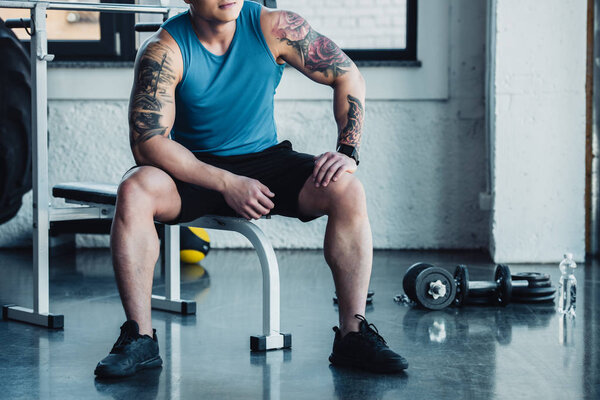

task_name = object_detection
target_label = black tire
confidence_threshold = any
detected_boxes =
[0,18,31,225]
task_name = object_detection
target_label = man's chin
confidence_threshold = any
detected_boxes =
[215,3,243,21]
[210,11,241,23]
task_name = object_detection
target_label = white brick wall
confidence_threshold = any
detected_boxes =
[275,0,407,49]
[160,0,408,49]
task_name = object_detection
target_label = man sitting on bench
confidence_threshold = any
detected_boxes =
[94,0,408,377]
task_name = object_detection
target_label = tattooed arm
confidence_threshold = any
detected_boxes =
[129,36,179,156]
[262,9,366,186]
[129,32,275,219]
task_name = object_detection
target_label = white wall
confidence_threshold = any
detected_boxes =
[0,0,490,250]
[276,0,408,49]
[489,0,587,262]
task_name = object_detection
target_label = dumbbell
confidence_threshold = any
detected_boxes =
[401,263,482,310]
[456,264,556,306]
[402,263,556,310]
[402,263,457,310]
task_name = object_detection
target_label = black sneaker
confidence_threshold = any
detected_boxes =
[94,320,162,378]
[329,315,408,373]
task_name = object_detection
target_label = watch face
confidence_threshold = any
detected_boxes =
[337,144,359,165]
[338,144,354,155]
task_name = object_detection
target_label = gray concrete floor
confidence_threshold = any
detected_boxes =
[0,247,598,400]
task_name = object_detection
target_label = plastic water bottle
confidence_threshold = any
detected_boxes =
[557,253,577,316]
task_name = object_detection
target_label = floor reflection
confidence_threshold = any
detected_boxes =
[1,249,599,399]
[583,261,599,398]
[329,365,408,400]
[94,367,162,400]
[249,350,292,400]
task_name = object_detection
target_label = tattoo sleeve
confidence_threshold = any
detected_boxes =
[272,11,351,78]
[129,42,177,147]
[338,95,364,148]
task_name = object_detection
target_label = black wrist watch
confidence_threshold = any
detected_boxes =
[337,144,359,166]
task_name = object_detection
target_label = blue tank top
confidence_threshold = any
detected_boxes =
[162,1,284,156]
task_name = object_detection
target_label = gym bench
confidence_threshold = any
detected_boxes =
[0,0,290,352]
[50,182,291,351]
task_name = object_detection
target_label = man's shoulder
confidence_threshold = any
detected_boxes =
[138,29,181,60]
[134,30,184,83]
[258,6,287,46]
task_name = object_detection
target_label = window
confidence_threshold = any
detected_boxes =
[275,0,417,63]
[0,0,136,62]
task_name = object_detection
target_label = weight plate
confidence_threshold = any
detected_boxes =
[512,293,556,303]
[515,279,552,289]
[512,272,551,282]
[512,285,556,297]
[453,265,469,307]
[414,267,456,310]
[512,272,552,288]
[403,263,435,301]
[494,264,512,306]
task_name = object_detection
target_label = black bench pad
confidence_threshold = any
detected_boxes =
[53,182,118,205]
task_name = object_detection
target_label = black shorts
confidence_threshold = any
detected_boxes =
[125,140,317,224]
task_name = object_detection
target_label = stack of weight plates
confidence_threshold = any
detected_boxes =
[511,273,556,303]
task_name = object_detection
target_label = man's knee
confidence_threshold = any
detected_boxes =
[118,167,157,202]
[116,166,180,219]
[324,174,367,215]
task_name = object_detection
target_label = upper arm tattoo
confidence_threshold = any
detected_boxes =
[272,11,351,78]
[339,95,364,148]
[129,42,177,147]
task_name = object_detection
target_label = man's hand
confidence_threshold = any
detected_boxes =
[312,152,357,188]
[221,175,275,220]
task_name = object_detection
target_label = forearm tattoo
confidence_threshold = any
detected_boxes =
[272,11,351,78]
[338,95,364,148]
[129,42,176,147]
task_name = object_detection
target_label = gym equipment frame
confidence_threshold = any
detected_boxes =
[0,0,290,351]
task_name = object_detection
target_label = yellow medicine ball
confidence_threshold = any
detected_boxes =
[180,226,211,264]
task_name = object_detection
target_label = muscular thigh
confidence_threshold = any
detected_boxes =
[119,165,182,223]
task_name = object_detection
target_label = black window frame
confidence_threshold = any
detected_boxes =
[343,0,417,63]
[8,0,416,63]
[8,0,136,62]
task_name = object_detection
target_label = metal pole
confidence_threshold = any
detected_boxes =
[0,1,181,14]
[31,1,50,315]
[164,224,180,300]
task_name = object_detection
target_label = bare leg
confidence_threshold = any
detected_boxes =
[110,166,182,336]
[298,174,372,336]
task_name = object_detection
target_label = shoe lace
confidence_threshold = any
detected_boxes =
[355,314,387,346]
[111,326,138,353]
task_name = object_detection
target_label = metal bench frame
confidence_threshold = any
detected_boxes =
[0,1,289,351]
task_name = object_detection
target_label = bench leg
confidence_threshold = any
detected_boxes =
[187,217,291,351]
[3,4,63,329]
[151,224,196,315]
[247,225,292,351]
